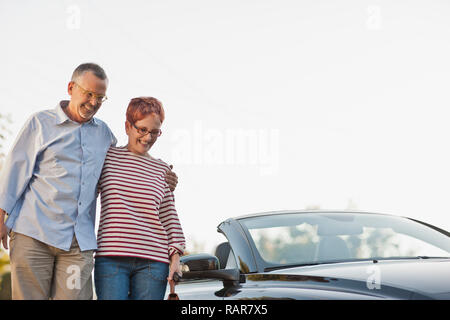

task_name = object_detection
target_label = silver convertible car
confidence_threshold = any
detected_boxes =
[170,210,450,299]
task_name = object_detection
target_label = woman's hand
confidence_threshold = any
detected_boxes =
[167,253,182,300]
[167,253,182,282]
[165,165,178,192]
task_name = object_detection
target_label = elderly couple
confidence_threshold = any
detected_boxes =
[0,63,185,300]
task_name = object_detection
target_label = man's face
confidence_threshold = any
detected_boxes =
[67,71,108,123]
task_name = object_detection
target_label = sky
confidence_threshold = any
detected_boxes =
[1,0,450,254]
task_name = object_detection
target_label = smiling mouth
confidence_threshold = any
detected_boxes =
[138,139,152,147]
[80,104,96,117]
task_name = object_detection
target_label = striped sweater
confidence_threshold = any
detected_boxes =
[95,146,185,263]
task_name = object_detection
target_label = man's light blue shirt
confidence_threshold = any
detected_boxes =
[0,101,117,251]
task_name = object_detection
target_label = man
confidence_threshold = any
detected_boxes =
[0,63,178,299]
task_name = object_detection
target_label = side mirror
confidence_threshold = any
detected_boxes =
[180,253,219,271]
[178,253,243,286]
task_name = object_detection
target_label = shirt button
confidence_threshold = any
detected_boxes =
[79,202,82,206]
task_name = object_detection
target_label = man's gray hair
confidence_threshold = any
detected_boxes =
[71,63,108,81]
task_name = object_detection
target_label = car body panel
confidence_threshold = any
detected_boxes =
[174,261,447,300]
[277,259,450,296]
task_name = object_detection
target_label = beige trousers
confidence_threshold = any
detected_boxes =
[9,231,94,300]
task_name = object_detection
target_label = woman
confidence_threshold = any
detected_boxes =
[94,97,185,300]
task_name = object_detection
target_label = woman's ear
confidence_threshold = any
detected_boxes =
[125,120,131,136]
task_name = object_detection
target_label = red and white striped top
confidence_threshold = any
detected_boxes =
[95,146,185,264]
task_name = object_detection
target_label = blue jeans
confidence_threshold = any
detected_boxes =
[94,256,169,300]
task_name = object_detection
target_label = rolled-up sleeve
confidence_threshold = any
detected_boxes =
[0,115,40,214]
[159,188,185,257]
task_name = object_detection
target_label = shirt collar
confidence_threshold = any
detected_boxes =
[55,101,99,126]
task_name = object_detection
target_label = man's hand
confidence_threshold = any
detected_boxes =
[165,165,178,192]
[0,209,8,250]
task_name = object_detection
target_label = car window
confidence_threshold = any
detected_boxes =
[248,223,318,264]
[241,213,450,266]
[225,248,238,269]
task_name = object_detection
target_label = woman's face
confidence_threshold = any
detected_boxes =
[125,113,162,156]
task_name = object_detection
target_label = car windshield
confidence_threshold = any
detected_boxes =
[239,212,450,268]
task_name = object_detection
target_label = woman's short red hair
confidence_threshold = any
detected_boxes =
[126,97,165,124]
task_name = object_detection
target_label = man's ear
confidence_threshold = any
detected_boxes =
[67,81,75,96]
